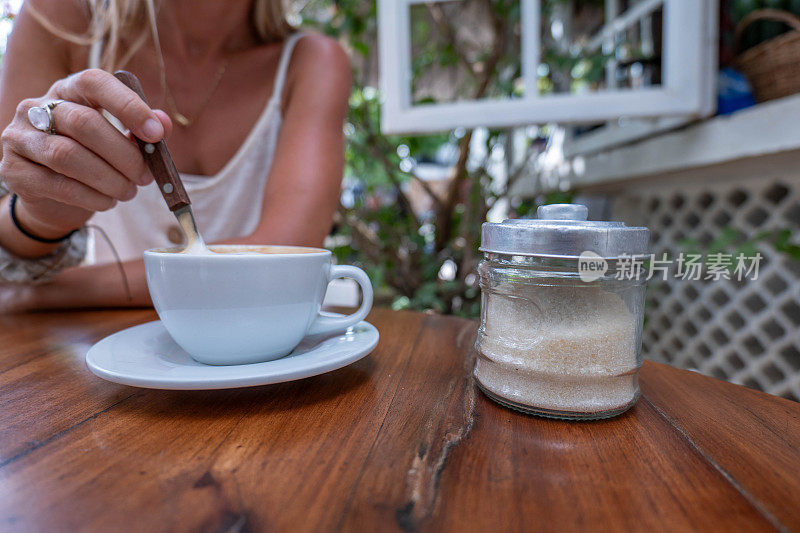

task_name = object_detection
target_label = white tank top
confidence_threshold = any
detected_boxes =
[87,33,304,264]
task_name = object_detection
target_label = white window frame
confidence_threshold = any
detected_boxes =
[564,0,719,157]
[378,0,717,135]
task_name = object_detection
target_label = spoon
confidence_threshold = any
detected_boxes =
[113,70,208,254]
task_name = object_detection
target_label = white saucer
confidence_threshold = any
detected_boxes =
[85,319,379,390]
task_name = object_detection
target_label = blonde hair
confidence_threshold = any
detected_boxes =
[27,0,293,71]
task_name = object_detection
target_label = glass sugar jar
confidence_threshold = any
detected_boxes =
[474,204,650,420]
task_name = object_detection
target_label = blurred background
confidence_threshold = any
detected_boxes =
[2,0,799,400]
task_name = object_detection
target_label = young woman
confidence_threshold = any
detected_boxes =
[0,0,351,311]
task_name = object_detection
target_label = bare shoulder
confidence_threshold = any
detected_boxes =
[21,0,90,35]
[285,32,352,108]
[293,33,350,72]
[0,0,87,111]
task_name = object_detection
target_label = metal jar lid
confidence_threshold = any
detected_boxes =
[480,204,649,258]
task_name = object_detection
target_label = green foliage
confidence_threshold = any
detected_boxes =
[301,0,553,317]
[301,1,798,319]
[543,48,618,92]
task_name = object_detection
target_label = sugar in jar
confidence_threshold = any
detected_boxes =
[474,204,650,420]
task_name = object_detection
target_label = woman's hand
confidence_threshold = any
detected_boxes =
[0,68,172,240]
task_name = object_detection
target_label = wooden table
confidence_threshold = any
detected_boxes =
[1,308,799,532]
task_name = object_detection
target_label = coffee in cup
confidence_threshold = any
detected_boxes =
[144,245,373,365]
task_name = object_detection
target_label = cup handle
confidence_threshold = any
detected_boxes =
[307,265,373,336]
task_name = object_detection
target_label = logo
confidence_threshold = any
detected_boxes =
[578,251,608,282]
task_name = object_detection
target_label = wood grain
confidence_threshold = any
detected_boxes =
[0,310,152,464]
[640,362,800,530]
[0,308,798,532]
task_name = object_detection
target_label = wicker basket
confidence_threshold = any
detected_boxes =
[735,9,800,103]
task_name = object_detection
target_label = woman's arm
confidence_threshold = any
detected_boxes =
[0,257,149,312]
[0,1,168,259]
[236,33,352,248]
[0,0,78,258]
[3,34,352,312]
[0,1,169,312]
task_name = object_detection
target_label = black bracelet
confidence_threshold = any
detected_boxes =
[9,193,76,244]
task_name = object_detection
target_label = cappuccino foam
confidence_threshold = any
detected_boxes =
[152,245,324,255]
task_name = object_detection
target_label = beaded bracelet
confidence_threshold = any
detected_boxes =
[9,193,77,244]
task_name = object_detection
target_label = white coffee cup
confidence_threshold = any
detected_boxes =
[143,244,373,365]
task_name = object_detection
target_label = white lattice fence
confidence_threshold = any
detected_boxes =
[610,175,800,401]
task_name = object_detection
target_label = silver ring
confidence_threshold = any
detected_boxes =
[27,99,65,135]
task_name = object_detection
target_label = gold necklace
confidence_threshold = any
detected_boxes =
[161,60,229,127]
[151,25,230,128]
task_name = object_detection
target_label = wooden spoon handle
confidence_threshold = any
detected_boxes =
[113,70,190,211]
